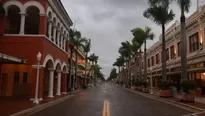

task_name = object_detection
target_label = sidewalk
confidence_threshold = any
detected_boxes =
[0,90,81,116]
[122,86,205,113]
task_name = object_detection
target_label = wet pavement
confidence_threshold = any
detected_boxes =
[30,83,192,116]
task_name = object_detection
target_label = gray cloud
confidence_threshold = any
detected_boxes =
[63,0,197,79]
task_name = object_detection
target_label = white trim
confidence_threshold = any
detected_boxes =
[47,1,71,30]
[61,62,67,72]
[32,65,44,69]
[4,34,46,37]
[46,6,53,17]
[42,54,54,68]
[0,53,26,63]
[54,59,62,70]
[23,1,45,14]
[3,0,23,14]
[30,98,43,101]
[61,92,67,95]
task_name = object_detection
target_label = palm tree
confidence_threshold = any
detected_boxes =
[69,29,87,90]
[118,41,133,83]
[131,27,154,80]
[83,39,91,84]
[150,0,191,82]
[113,56,125,79]
[88,53,99,86]
[175,0,191,81]
[68,29,75,91]
[144,0,175,80]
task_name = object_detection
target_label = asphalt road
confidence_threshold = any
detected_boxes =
[30,83,192,116]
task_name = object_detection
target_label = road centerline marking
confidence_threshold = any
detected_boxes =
[102,100,110,116]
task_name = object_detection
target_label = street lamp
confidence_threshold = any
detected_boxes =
[150,67,153,95]
[33,52,42,105]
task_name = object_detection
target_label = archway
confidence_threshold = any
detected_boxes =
[25,6,40,34]
[42,55,54,98]
[54,61,61,95]
[5,5,20,34]
[43,59,54,97]
[46,12,52,38]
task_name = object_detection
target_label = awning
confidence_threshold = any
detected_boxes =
[0,53,27,64]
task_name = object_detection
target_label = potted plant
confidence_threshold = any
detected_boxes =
[159,80,172,98]
[138,79,143,91]
[180,80,196,102]
[142,80,149,93]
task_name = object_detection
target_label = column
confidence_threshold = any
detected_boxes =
[48,70,54,98]
[56,71,61,95]
[19,12,26,34]
[56,30,60,45]
[61,72,67,94]
[64,38,66,50]
[48,20,53,39]
[52,26,57,43]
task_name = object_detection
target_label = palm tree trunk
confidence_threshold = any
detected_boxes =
[84,53,88,85]
[129,57,132,86]
[75,49,78,89]
[68,46,73,90]
[144,41,147,80]
[139,48,142,79]
[180,7,187,81]
[162,24,167,81]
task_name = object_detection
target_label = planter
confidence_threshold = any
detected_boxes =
[142,88,149,93]
[131,86,136,90]
[181,92,195,102]
[139,86,143,91]
[159,89,172,98]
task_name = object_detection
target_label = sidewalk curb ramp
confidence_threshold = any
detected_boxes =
[119,86,205,113]
[10,93,78,116]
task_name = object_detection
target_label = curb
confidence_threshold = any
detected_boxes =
[120,86,205,112]
[10,94,76,116]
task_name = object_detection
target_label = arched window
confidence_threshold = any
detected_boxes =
[46,12,52,38]
[51,18,56,42]
[5,6,20,34]
[25,6,40,34]
[55,23,60,45]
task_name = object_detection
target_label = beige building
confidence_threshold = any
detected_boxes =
[136,5,205,94]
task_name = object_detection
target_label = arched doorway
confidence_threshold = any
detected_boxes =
[25,6,40,34]
[43,59,54,97]
[5,5,20,34]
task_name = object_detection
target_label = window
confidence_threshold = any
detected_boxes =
[189,32,199,52]
[177,42,181,57]
[25,6,40,34]
[5,6,21,34]
[166,48,169,61]
[156,54,159,64]
[148,59,150,67]
[14,72,20,84]
[170,45,175,59]
[23,72,28,84]
[151,56,154,66]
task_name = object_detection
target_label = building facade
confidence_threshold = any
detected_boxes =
[0,0,86,101]
[134,5,205,94]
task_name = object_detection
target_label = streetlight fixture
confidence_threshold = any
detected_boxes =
[33,52,42,105]
[150,67,154,95]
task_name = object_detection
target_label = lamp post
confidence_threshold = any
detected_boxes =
[150,67,153,95]
[33,52,42,105]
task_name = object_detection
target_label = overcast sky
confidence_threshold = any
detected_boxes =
[62,0,201,79]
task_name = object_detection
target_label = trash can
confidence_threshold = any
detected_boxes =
[172,86,177,97]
